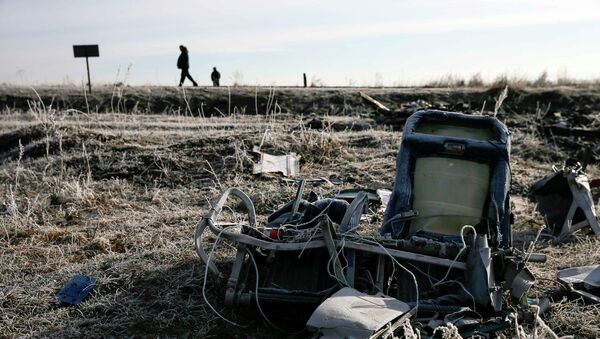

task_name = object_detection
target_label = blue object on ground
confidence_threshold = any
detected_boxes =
[55,275,96,305]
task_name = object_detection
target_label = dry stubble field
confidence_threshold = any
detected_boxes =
[0,85,599,338]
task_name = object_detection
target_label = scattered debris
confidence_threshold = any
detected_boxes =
[557,265,600,304]
[280,175,342,186]
[305,116,375,131]
[400,99,432,113]
[376,189,391,212]
[541,124,600,138]
[252,146,300,177]
[334,188,391,213]
[359,92,390,111]
[529,162,600,239]
[55,275,96,305]
[329,175,343,185]
[335,188,381,205]
[196,110,550,337]
[306,287,414,338]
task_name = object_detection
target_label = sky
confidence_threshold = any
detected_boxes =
[1,0,600,86]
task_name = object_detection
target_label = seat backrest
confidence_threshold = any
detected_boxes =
[411,156,490,236]
[381,110,512,247]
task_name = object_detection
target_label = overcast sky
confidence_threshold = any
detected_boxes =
[1,0,600,86]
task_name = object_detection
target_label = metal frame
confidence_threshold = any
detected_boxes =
[194,186,546,336]
[559,170,600,238]
[195,188,467,277]
[194,186,472,314]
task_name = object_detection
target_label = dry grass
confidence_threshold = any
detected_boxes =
[0,107,384,337]
[423,71,600,89]
[0,87,599,338]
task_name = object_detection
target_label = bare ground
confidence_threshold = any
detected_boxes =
[0,86,599,338]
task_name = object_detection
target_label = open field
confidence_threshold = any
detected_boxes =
[1,85,599,338]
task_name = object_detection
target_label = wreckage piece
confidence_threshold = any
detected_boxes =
[321,217,348,286]
[195,187,467,271]
[195,125,549,335]
[306,287,414,339]
[252,146,299,177]
[557,265,600,304]
[194,188,470,312]
[376,110,542,312]
[334,188,392,213]
[359,92,391,111]
[194,187,258,277]
[195,186,544,332]
[466,235,503,312]
[540,123,600,139]
[280,176,342,186]
[504,260,536,301]
[529,165,600,238]
[382,110,512,249]
[339,191,368,233]
[55,275,96,305]
[335,189,381,205]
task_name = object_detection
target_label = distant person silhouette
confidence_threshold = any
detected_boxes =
[177,45,198,87]
[211,67,221,87]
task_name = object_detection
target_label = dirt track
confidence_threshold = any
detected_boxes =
[0,85,599,337]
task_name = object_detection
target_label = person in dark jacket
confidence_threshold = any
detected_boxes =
[211,67,221,87]
[177,45,198,87]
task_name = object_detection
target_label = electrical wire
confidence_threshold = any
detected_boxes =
[296,226,321,259]
[201,225,252,327]
[349,234,420,312]
[325,237,350,286]
[432,225,477,288]
[524,225,546,265]
[246,248,306,335]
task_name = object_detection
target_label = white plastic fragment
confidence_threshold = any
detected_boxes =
[252,146,299,177]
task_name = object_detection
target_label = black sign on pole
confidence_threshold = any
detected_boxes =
[73,45,99,93]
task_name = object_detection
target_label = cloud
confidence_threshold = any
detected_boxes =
[99,4,600,58]
[1,0,599,84]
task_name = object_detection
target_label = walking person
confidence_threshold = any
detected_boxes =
[211,67,221,87]
[177,45,198,87]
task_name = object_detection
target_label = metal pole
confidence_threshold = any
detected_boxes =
[85,55,92,93]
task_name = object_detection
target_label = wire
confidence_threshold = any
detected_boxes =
[246,248,306,335]
[433,279,477,310]
[337,238,350,283]
[524,225,546,265]
[406,261,438,286]
[350,234,420,312]
[202,225,251,328]
[325,237,350,286]
[432,225,477,288]
[279,189,341,230]
[386,260,396,296]
[296,226,320,259]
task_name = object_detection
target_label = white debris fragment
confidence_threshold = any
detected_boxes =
[306,287,411,338]
[252,146,300,177]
